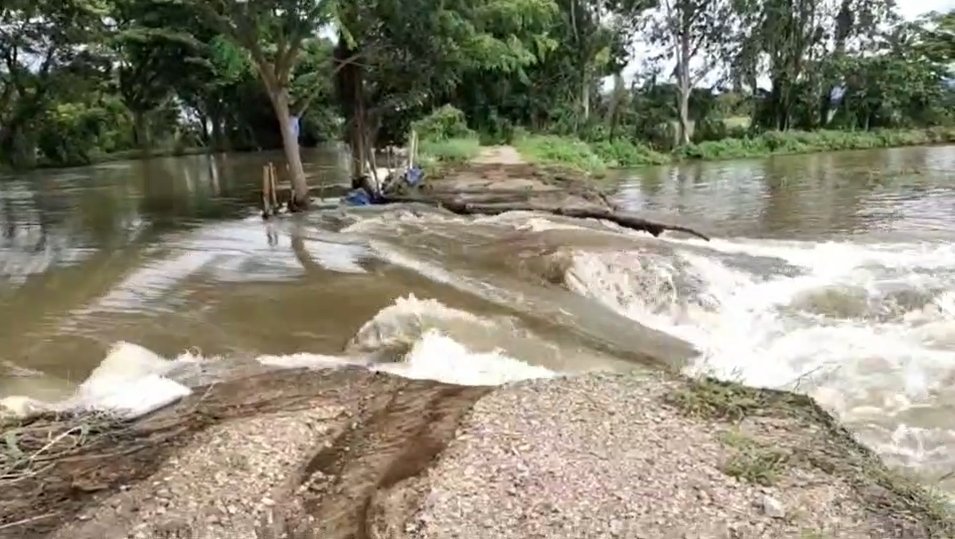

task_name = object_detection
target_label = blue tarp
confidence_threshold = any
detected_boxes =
[342,166,426,207]
[343,188,373,206]
[406,166,423,186]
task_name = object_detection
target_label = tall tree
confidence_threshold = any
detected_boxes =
[184,0,334,210]
[333,0,558,180]
[0,0,109,168]
[113,0,208,150]
[646,0,731,144]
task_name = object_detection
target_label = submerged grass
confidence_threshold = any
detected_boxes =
[667,376,955,536]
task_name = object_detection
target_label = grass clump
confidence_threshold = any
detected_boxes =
[418,137,481,165]
[514,133,672,172]
[667,375,955,536]
[514,134,606,173]
[664,376,769,421]
[590,138,671,167]
[719,429,790,486]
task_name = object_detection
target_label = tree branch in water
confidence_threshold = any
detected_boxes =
[380,195,711,241]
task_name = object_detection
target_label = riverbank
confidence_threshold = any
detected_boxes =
[2,368,951,538]
[439,127,955,174]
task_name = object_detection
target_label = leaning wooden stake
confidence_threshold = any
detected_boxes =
[261,165,272,218]
[268,162,279,210]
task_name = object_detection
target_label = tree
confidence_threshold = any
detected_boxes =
[184,0,334,210]
[332,0,558,179]
[112,0,209,150]
[0,0,109,168]
[646,0,731,144]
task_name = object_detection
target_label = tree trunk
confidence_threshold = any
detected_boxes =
[676,38,692,146]
[133,111,152,152]
[677,86,691,145]
[0,124,37,169]
[334,37,367,181]
[269,87,309,210]
[581,76,591,124]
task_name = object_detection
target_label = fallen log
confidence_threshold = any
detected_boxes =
[380,195,710,241]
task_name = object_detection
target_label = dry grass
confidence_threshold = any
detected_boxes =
[1,412,129,486]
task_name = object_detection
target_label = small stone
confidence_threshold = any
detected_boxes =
[761,494,786,519]
[227,504,238,515]
[261,497,275,507]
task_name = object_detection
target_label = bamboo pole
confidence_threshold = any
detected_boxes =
[261,165,271,218]
[268,162,279,210]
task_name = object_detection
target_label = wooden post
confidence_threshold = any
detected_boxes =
[261,164,271,218]
[268,162,279,210]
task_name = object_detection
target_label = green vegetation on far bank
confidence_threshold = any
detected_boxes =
[506,126,955,174]
[678,127,955,161]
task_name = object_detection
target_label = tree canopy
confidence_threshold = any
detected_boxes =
[0,0,951,173]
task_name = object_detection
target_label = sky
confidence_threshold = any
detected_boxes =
[614,0,955,88]
[897,0,954,19]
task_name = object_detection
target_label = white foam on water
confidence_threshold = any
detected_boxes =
[1,342,196,420]
[256,329,555,387]
[376,329,556,386]
[2,296,555,420]
[347,293,495,353]
[564,236,955,477]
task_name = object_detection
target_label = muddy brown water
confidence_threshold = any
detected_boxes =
[2,144,955,494]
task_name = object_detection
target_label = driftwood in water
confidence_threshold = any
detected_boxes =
[380,194,711,241]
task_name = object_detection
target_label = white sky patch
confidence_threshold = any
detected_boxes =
[609,0,954,92]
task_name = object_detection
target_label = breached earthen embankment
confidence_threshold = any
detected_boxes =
[3,368,952,539]
[3,148,953,538]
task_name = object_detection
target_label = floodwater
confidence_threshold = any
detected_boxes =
[2,145,954,489]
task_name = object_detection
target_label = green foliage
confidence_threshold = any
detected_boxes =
[719,429,790,486]
[36,101,134,166]
[677,128,955,161]
[514,134,606,173]
[412,105,477,141]
[0,0,953,172]
[590,139,670,167]
[418,137,482,166]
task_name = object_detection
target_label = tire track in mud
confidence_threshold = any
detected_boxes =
[293,380,491,539]
[1,368,490,539]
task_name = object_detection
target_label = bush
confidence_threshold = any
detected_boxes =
[418,137,481,165]
[590,139,670,167]
[513,134,606,173]
[412,105,476,141]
